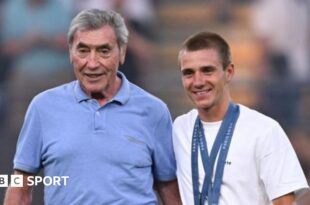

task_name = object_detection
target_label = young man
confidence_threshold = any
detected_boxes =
[4,9,181,205]
[173,31,308,205]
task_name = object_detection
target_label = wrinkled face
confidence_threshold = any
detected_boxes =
[179,48,234,112]
[70,25,126,96]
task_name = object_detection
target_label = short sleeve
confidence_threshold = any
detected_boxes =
[257,123,309,200]
[152,105,176,181]
[14,100,43,174]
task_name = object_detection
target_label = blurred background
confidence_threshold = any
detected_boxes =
[0,0,310,204]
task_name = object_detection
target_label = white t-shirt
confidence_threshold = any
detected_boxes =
[173,104,308,205]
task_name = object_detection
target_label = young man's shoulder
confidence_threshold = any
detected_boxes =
[173,109,198,128]
[238,104,280,130]
[172,104,280,131]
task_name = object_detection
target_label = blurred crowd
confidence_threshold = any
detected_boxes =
[251,0,310,187]
[251,0,310,129]
[0,0,310,204]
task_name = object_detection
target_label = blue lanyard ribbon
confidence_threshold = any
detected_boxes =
[191,102,240,205]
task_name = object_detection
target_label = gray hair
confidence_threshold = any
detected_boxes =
[68,9,129,49]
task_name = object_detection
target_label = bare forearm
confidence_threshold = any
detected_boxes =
[4,187,32,205]
[155,179,182,205]
[4,170,33,205]
[272,192,295,205]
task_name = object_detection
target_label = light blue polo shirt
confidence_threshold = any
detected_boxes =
[14,72,176,205]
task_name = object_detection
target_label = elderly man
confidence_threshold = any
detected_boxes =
[4,9,181,205]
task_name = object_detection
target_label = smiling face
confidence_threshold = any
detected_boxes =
[70,25,126,98]
[179,48,234,121]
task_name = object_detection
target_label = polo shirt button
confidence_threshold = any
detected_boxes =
[96,111,100,116]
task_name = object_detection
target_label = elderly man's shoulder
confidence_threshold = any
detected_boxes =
[30,81,77,106]
[129,83,169,109]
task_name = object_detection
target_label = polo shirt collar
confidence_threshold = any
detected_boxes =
[74,81,90,103]
[112,71,130,105]
[74,71,130,105]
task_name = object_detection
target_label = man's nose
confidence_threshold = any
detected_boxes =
[87,52,99,69]
[193,72,204,87]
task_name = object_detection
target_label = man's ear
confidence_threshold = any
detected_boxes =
[69,47,73,64]
[69,53,73,64]
[119,44,127,65]
[225,63,235,82]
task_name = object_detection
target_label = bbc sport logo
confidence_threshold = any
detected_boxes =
[0,175,69,187]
